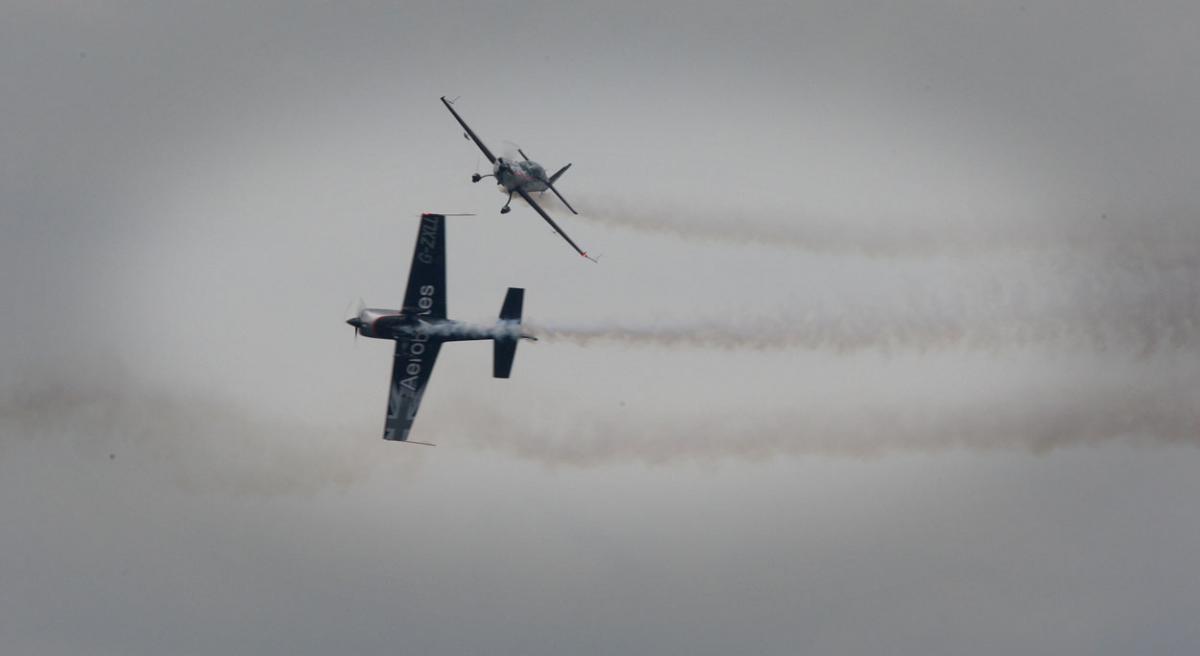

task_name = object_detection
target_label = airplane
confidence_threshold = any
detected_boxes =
[440,96,597,262]
[346,212,536,444]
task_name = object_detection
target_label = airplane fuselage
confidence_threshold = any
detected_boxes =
[495,158,549,193]
[351,309,519,342]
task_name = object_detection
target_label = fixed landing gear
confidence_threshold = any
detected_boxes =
[500,191,513,214]
[472,173,494,183]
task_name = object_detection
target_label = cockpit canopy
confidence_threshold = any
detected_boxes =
[517,160,546,180]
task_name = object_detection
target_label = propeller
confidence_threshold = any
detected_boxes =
[501,140,525,162]
[344,297,366,344]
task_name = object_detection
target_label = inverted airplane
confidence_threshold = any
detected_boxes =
[346,213,536,443]
[440,96,597,262]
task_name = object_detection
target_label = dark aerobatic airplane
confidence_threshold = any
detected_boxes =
[346,213,536,444]
[440,96,597,262]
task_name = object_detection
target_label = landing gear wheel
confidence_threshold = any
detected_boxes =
[500,206,511,214]
[471,173,482,183]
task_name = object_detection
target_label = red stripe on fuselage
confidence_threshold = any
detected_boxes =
[371,313,403,337]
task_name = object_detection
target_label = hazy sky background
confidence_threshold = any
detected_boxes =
[3,2,1199,654]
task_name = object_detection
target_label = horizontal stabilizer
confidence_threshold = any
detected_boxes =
[494,338,517,378]
[499,287,524,321]
[549,163,571,184]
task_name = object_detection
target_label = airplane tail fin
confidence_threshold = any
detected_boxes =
[494,287,524,378]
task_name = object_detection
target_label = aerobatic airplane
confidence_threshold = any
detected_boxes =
[346,213,536,443]
[440,96,597,262]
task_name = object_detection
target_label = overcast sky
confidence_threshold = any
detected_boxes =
[3,2,1199,654]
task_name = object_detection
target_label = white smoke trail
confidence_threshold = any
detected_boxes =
[525,270,1200,354]
[537,193,1200,266]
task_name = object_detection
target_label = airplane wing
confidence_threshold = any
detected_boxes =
[515,188,597,262]
[440,96,497,164]
[383,336,443,442]
[401,213,447,319]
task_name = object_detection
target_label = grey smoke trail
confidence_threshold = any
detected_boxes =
[0,370,417,495]
[6,358,1193,471]
[456,377,1200,466]
[537,193,1200,266]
